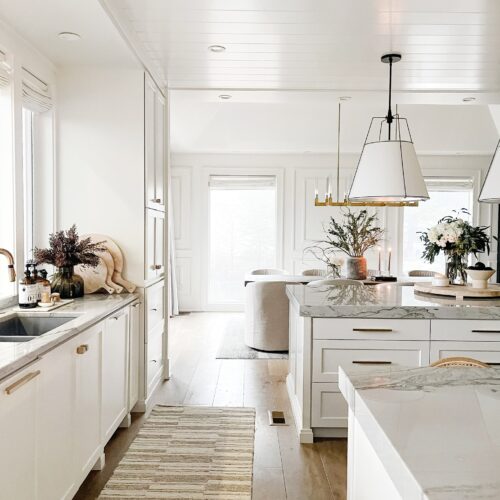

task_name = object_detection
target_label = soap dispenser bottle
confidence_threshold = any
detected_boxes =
[19,267,38,309]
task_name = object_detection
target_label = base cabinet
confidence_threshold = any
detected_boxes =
[0,361,40,500]
[38,341,75,500]
[102,308,130,442]
[74,322,103,480]
[0,302,136,499]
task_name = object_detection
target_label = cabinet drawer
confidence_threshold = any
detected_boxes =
[146,280,165,337]
[311,383,348,428]
[147,331,163,388]
[313,318,430,341]
[430,341,500,366]
[313,339,429,382]
[431,320,500,341]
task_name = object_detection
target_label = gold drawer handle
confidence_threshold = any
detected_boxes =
[151,198,162,203]
[76,344,89,355]
[5,370,40,395]
[154,264,162,270]
[487,362,500,366]
[472,330,500,333]
[132,303,141,308]
[352,360,392,365]
[353,328,393,333]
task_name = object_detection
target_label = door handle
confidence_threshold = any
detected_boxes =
[352,360,392,365]
[5,370,41,395]
[353,328,393,333]
[76,344,89,355]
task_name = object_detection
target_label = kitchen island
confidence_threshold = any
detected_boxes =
[339,364,500,499]
[286,283,500,442]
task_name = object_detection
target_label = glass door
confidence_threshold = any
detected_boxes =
[208,175,278,307]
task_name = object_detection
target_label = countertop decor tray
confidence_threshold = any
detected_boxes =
[414,282,500,300]
[13,299,74,312]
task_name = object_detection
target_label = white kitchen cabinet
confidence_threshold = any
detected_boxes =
[430,341,500,365]
[145,208,165,282]
[129,300,141,411]
[102,307,130,442]
[74,322,103,479]
[38,341,75,500]
[145,73,166,211]
[0,360,41,500]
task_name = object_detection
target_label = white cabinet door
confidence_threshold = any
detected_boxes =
[38,342,75,500]
[74,323,103,479]
[145,74,157,209]
[129,301,141,411]
[0,361,41,500]
[102,307,130,442]
[145,208,165,282]
[430,341,500,366]
[154,92,165,210]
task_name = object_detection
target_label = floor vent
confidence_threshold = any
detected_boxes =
[268,410,288,426]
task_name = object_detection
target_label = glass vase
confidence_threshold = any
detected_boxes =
[51,266,84,299]
[445,253,468,285]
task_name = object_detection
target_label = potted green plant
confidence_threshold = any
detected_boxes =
[34,225,105,299]
[419,209,491,285]
[318,209,384,280]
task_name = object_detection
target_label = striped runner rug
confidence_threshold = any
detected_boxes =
[98,406,256,499]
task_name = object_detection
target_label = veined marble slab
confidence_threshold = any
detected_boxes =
[0,293,139,381]
[286,283,500,320]
[339,365,500,500]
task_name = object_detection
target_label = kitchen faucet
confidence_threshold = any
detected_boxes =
[0,249,16,282]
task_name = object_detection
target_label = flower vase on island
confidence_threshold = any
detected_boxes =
[419,209,491,286]
[305,209,384,281]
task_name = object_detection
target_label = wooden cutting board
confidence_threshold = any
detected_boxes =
[82,234,136,293]
[414,281,500,300]
[75,258,115,294]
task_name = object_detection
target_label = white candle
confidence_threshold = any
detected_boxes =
[377,246,381,273]
[326,176,331,197]
[387,247,392,275]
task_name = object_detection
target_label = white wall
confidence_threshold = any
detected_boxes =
[171,152,497,311]
[56,67,145,285]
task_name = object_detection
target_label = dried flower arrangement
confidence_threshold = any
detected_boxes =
[34,225,106,268]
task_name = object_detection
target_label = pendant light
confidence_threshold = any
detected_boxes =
[479,139,500,202]
[348,53,429,204]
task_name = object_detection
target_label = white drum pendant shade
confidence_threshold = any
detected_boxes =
[479,140,500,203]
[349,140,429,202]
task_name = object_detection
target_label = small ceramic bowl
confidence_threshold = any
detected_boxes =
[465,269,496,289]
[432,277,449,287]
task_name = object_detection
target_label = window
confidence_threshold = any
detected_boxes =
[208,175,278,305]
[402,177,474,274]
[23,107,35,262]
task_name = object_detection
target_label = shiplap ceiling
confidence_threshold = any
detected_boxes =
[104,0,500,93]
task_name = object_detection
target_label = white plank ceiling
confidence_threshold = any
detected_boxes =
[105,0,500,92]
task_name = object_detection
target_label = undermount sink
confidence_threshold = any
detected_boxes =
[0,314,76,342]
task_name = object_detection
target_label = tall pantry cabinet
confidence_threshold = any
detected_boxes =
[57,67,169,413]
[142,73,168,410]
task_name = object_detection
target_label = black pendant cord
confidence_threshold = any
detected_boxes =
[386,56,393,141]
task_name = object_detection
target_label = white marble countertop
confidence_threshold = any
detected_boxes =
[286,283,500,320]
[339,365,500,499]
[0,293,139,381]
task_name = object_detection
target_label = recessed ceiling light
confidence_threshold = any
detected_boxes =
[219,94,232,100]
[339,96,352,101]
[208,45,226,53]
[462,97,476,102]
[58,32,81,41]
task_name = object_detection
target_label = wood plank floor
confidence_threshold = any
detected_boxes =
[75,312,347,500]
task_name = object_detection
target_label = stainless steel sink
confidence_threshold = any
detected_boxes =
[0,314,76,342]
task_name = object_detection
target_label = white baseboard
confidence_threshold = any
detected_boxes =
[286,373,314,444]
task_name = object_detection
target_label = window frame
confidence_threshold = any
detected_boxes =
[397,168,484,276]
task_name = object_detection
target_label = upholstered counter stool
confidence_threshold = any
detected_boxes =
[244,281,289,351]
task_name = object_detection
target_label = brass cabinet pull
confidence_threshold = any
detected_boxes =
[352,360,392,365]
[472,330,500,334]
[132,303,141,308]
[151,198,162,203]
[76,344,89,355]
[5,370,41,395]
[111,311,125,321]
[487,362,500,366]
[353,328,393,333]
[151,307,158,312]
[154,264,163,270]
